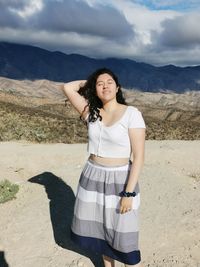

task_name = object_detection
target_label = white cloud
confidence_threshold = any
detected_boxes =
[12,0,44,18]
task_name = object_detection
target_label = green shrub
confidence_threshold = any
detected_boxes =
[0,180,19,204]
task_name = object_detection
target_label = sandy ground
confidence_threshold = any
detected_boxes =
[0,140,200,267]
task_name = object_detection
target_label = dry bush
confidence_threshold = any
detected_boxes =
[0,180,19,204]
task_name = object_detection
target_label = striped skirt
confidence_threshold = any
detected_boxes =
[71,159,141,265]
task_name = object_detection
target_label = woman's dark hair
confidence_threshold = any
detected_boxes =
[78,68,126,123]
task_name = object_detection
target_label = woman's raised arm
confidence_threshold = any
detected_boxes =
[62,80,89,118]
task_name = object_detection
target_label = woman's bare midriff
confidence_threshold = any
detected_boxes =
[89,154,130,166]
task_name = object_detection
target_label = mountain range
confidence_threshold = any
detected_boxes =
[0,41,200,93]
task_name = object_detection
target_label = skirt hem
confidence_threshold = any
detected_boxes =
[71,230,141,265]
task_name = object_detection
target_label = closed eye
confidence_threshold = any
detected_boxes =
[96,82,104,86]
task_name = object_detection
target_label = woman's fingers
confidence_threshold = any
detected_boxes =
[120,197,132,213]
[120,205,132,214]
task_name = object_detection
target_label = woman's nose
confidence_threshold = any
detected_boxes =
[103,83,108,88]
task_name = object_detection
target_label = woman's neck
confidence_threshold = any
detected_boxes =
[102,99,119,112]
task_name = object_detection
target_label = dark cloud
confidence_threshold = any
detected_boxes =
[0,0,134,41]
[0,0,27,9]
[33,0,134,40]
[0,0,26,28]
[155,13,200,49]
[0,10,20,28]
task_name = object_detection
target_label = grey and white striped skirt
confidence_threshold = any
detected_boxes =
[71,159,141,265]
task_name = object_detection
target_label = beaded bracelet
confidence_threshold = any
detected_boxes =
[120,191,136,197]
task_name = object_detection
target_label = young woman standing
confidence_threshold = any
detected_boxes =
[62,68,146,267]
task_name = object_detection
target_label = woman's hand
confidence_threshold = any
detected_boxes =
[119,197,133,214]
[62,80,88,116]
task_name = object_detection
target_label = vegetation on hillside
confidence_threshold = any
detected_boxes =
[0,101,199,142]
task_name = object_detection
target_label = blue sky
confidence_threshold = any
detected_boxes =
[0,0,200,66]
[133,0,200,11]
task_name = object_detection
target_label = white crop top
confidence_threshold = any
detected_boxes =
[87,106,146,158]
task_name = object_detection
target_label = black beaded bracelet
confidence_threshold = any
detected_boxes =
[120,191,136,197]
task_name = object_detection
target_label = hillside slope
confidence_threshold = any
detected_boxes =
[0,77,199,142]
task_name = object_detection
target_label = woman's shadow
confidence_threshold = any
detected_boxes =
[28,172,103,267]
[0,251,9,267]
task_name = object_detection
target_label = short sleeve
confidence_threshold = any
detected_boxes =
[128,107,146,129]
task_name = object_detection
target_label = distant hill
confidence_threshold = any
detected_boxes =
[0,76,199,142]
[0,41,200,93]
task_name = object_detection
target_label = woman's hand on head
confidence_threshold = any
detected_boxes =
[62,80,88,118]
[79,80,86,89]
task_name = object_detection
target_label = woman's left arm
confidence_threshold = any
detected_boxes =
[126,128,145,192]
[120,128,145,214]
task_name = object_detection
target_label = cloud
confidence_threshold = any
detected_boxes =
[13,0,43,18]
[0,0,200,66]
[0,0,135,59]
[0,0,134,41]
[155,13,200,49]
[35,0,134,40]
[0,1,24,28]
[0,0,27,9]
[0,0,43,27]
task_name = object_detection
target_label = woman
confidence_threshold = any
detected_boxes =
[62,68,146,267]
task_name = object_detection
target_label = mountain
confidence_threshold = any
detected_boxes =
[0,42,200,93]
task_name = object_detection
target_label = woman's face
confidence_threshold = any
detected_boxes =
[95,73,118,104]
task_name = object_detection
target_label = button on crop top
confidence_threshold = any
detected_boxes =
[87,106,146,158]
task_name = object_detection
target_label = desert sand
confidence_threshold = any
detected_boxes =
[0,140,200,267]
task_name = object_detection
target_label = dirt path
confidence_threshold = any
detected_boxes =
[0,141,200,267]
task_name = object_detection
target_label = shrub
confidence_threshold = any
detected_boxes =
[0,180,19,204]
